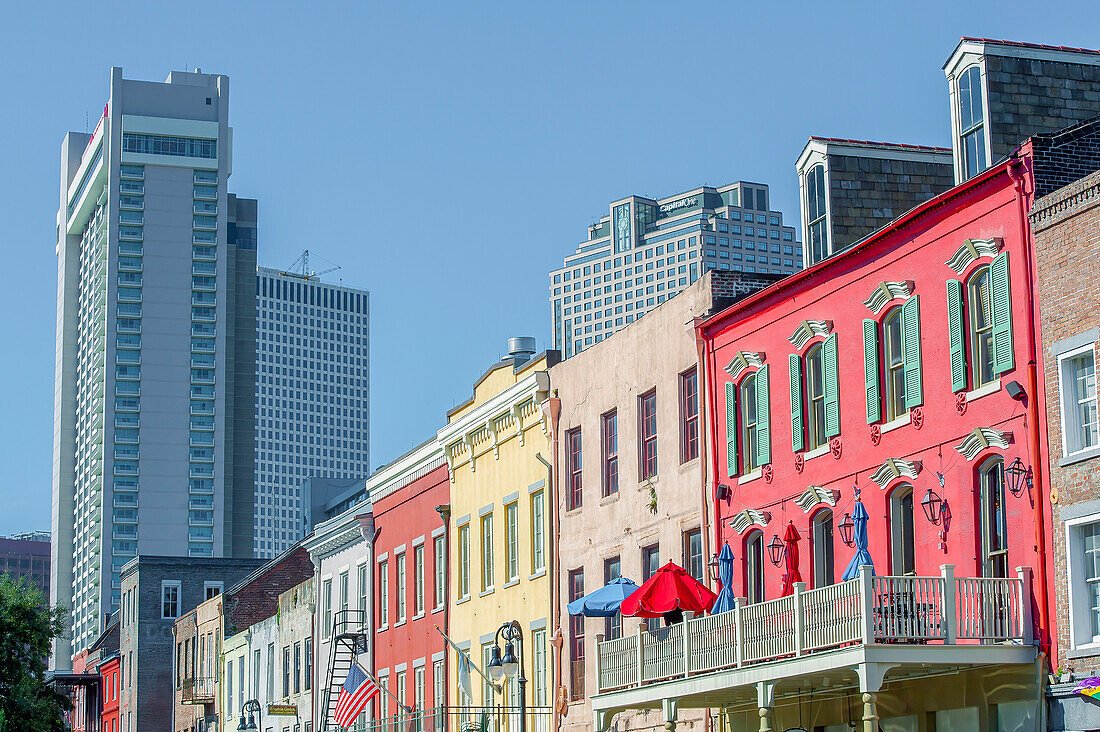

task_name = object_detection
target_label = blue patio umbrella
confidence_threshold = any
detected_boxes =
[841,497,874,581]
[567,576,639,617]
[710,543,737,614]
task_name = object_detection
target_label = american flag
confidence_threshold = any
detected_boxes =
[333,661,380,729]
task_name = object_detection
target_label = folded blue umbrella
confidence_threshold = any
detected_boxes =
[841,499,875,581]
[567,576,640,617]
[710,543,737,614]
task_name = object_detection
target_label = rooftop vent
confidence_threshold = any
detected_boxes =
[505,337,536,363]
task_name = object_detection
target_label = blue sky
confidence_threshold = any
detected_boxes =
[3,1,1098,536]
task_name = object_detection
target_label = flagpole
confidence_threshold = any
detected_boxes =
[434,624,502,691]
[357,661,412,714]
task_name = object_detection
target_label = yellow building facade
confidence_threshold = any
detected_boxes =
[438,350,557,724]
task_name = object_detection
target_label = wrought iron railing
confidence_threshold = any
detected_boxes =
[596,565,1033,693]
[180,675,216,704]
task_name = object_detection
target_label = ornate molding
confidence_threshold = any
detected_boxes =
[871,458,923,489]
[724,351,765,380]
[862,281,914,314]
[730,509,771,534]
[795,485,840,513]
[954,427,1013,461]
[788,320,833,350]
[945,237,1001,274]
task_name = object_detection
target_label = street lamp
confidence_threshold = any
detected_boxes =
[767,534,785,566]
[1004,457,1032,498]
[237,699,261,730]
[485,621,527,732]
[920,487,943,524]
[838,513,855,547]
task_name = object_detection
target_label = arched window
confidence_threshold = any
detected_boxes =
[958,66,987,179]
[806,164,828,264]
[979,457,1009,578]
[883,307,906,421]
[740,373,759,473]
[889,484,916,576]
[968,266,995,389]
[746,532,765,604]
[812,510,835,587]
[805,344,827,449]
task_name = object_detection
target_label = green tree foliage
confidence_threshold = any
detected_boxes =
[0,575,69,732]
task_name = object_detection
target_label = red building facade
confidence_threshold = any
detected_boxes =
[371,455,450,721]
[698,154,1056,656]
[99,656,120,732]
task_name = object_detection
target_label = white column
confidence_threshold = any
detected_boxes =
[940,564,957,644]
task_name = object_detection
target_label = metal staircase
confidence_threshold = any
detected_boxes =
[321,609,370,731]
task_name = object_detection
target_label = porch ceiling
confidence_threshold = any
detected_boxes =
[591,642,1037,713]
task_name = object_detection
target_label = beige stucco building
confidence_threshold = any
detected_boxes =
[549,272,776,732]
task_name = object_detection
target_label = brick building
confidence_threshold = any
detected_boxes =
[119,555,264,732]
[1031,165,1100,731]
[172,545,314,732]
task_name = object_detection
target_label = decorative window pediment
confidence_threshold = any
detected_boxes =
[724,351,765,380]
[946,238,1001,274]
[954,427,1012,460]
[862,281,914,314]
[788,320,833,350]
[870,458,922,489]
[730,508,771,534]
[795,485,840,513]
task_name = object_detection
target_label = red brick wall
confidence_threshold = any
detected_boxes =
[1031,167,1100,672]
[225,546,315,634]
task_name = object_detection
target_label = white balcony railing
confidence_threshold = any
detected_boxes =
[595,565,1032,693]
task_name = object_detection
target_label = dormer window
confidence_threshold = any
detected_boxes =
[958,66,987,179]
[806,164,828,264]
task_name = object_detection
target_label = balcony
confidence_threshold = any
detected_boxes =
[181,676,216,705]
[592,566,1036,725]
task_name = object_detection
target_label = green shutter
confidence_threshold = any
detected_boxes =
[862,319,881,424]
[901,295,924,408]
[947,279,967,392]
[789,354,804,452]
[756,365,771,466]
[725,381,737,477]
[990,251,1015,375]
[823,333,840,437]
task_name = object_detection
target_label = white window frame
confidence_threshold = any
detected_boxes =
[1058,342,1099,459]
[395,553,407,624]
[204,581,223,601]
[378,560,389,629]
[1065,512,1100,651]
[433,535,446,610]
[505,502,519,584]
[161,580,181,619]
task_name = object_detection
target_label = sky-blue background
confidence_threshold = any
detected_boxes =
[3,1,1097,536]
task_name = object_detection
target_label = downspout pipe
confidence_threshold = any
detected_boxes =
[538,394,561,731]
[1007,156,1051,658]
[697,319,725,568]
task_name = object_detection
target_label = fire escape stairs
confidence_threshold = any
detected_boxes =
[321,610,370,731]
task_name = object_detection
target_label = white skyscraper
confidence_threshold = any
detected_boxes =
[52,68,257,664]
[254,266,370,558]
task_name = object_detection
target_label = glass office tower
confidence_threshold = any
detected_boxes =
[549,182,801,358]
[254,267,370,558]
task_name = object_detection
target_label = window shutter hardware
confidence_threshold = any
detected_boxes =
[756,365,771,466]
[990,251,1014,375]
[790,354,805,451]
[823,333,840,438]
[725,381,737,477]
[947,279,967,392]
[862,319,881,424]
[902,295,924,408]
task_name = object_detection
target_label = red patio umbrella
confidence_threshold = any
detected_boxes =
[780,521,803,596]
[620,561,718,619]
